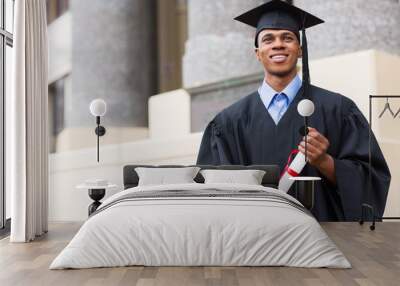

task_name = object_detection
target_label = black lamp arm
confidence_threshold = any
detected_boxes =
[94,116,106,162]
[304,116,308,162]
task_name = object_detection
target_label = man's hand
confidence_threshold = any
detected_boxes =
[298,127,329,167]
[298,127,337,185]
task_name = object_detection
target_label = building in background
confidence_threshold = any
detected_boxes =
[47,0,400,150]
[47,0,187,152]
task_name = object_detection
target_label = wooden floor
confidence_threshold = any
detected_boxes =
[0,222,399,286]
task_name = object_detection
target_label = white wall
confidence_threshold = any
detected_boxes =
[149,89,191,139]
[369,51,400,217]
[309,49,378,117]
[48,12,71,83]
[55,127,149,152]
[49,134,202,221]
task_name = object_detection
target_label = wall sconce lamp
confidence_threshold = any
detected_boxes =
[89,99,107,162]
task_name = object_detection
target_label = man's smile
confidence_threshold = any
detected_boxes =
[270,54,289,63]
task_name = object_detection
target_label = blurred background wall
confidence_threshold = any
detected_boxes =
[46,0,400,221]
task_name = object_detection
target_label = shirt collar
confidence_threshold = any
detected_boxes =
[258,75,302,109]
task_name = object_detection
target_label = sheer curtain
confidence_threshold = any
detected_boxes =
[8,0,49,242]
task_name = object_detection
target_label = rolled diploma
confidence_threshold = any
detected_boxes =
[278,152,307,193]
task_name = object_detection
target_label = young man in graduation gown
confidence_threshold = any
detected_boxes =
[196,0,391,221]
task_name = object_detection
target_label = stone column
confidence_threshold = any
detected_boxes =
[67,0,157,128]
[182,0,266,88]
[294,0,400,59]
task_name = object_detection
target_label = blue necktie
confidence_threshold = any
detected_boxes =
[269,93,289,124]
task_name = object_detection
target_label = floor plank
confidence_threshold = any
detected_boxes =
[0,222,399,286]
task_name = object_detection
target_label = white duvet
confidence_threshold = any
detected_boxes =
[50,183,351,269]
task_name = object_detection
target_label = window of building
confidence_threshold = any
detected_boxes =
[157,0,188,93]
[0,0,14,235]
[46,0,69,24]
[48,77,67,153]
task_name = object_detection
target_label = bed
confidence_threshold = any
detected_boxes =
[50,165,351,269]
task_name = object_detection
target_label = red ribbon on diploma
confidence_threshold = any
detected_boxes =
[280,149,300,178]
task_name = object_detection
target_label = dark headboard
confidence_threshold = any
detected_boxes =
[123,165,280,189]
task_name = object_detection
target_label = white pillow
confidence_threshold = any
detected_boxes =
[135,167,200,186]
[200,169,266,185]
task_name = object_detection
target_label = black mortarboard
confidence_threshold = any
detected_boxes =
[234,0,324,98]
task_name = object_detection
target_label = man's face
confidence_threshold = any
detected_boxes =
[255,29,302,77]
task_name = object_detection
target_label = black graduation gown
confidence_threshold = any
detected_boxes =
[196,85,391,221]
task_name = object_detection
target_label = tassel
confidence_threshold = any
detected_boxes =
[301,27,310,99]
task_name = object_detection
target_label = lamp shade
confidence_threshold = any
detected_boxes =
[297,99,315,117]
[89,99,107,117]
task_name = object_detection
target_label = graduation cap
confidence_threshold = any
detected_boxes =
[234,0,324,99]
